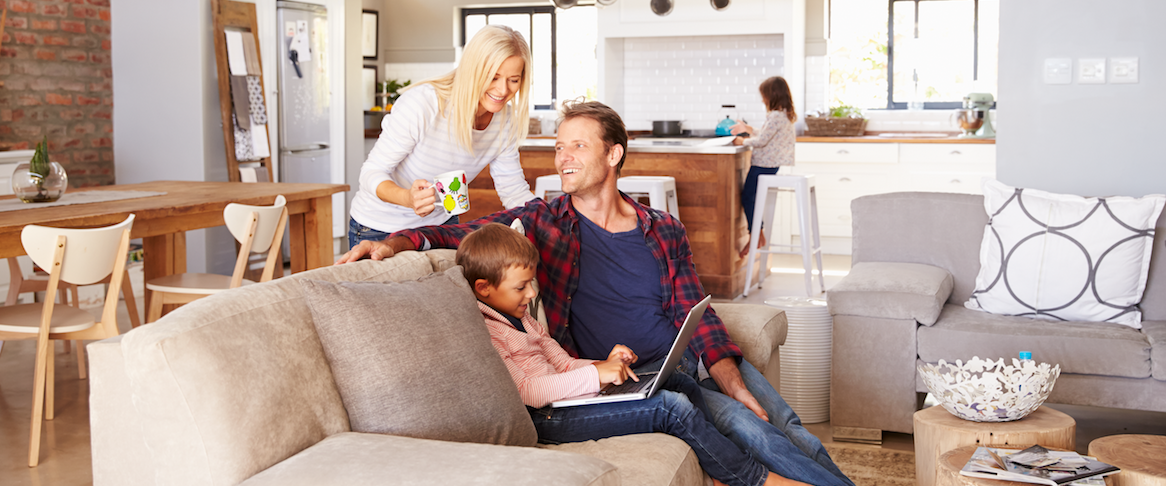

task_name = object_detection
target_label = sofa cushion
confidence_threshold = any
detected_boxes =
[540,433,706,486]
[1143,320,1166,381]
[115,255,441,486]
[966,179,1165,328]
[300,267,537,447]
[241,432,619,486]
[918,304,1151,379]
[828,262,954,326]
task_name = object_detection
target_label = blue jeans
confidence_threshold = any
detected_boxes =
[346,216,458,250]
[742,166,780,231]
[529,372,769,486]
[667,350,854,486]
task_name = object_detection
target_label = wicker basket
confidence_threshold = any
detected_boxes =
[804,117,866,137]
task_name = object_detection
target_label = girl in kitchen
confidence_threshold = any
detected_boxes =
[347,25,537,250]
[731,76,797,258]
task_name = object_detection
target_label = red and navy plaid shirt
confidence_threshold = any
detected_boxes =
[393,193,744,367]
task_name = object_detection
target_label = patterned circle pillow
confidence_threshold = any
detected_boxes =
[965,179,1165,328]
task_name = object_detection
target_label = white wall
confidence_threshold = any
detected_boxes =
[997,0,1165,198]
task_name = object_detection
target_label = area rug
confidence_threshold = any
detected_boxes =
[825,444,916,486]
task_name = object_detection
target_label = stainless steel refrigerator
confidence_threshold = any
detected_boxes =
[276,1,330,186]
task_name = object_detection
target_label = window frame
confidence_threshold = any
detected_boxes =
[885,0,993,110]
[461,6,558,110]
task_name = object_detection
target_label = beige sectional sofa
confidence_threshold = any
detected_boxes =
[827,192,1166,438]
[89,249,789,486]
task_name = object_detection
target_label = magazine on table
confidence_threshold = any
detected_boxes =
[960,445,1120,486]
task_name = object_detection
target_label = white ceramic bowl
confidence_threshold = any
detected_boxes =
[918,356,1061,422]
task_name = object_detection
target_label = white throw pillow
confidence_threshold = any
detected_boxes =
[965,180,1165,329]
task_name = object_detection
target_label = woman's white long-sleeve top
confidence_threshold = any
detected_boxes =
[350,84,536,233]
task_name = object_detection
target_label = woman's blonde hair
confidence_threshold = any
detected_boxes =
[407,25,532,154]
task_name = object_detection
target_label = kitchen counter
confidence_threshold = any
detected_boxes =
[520,138,749,154]
[796,135,995,144]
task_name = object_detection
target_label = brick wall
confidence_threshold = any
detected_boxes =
[0,0,113,187]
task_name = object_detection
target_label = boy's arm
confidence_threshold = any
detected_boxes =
[487,315,600,408]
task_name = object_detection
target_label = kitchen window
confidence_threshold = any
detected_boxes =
[829,0,999,110]
[462,5,597,110]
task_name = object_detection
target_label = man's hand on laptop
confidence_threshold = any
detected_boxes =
[594,358,638,386]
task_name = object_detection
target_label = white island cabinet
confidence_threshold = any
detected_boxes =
[775,140,995,255]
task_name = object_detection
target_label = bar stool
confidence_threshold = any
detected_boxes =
[533,174,564,201]
[617,176,681,220]
[743,174,825,296]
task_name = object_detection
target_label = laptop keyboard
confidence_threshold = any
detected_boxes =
[599,372,658,396]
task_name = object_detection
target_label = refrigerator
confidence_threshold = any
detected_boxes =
[276,1,330,186]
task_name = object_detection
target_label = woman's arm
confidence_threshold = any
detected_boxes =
[359,87,439,213]
[488,117,537,209]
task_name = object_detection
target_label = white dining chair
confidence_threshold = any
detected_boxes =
[145,196,288,322]
[0,214,134,467]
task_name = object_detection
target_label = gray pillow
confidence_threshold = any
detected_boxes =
[299,267,536,447]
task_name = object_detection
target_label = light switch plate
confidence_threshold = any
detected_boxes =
[1078,58,1106,84]
[1043,58,1072,84]
[1109,57,1139,84]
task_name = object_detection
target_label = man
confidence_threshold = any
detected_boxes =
[338,100,853,486]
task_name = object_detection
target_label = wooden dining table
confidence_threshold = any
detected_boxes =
[0,180,349,314]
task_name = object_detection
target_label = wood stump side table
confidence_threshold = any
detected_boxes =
[935,444,1074,486]
[915,405,1076,486]
[1088,434,1166,486]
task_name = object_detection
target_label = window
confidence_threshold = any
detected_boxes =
[462,5,597,110]
[829,0,998,109]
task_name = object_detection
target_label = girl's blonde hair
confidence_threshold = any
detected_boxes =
[407,25,532,154]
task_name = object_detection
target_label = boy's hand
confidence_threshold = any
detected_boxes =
[607,345,638,365]
[594,359,639,386]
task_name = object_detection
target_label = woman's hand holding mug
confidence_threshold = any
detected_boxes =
[409,179,437,217]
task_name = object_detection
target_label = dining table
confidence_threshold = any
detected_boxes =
[0,180,349,315]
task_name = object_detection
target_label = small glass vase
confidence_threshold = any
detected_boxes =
[12,161,68,203]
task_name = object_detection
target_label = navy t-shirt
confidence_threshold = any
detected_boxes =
[569,212,675,363]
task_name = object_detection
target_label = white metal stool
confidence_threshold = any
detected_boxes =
[743,174,825,296]
[617,176,681,220]
[533,174,564,201]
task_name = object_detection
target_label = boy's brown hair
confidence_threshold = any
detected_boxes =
[560,99,628,176]
[455,223,539,287]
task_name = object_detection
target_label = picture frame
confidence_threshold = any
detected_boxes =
[362,65,377,110]
[362,10,378,60]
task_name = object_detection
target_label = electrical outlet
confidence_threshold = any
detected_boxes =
[1109,57,1139,84]
[1043,58,1072,84]
[1078,58,1106,84]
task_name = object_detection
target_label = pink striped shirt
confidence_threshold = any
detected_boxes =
[478,301,600,408]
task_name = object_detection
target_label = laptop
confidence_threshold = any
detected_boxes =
[551,295,713,408]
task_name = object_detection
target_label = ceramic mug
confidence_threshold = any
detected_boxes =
[432,170,470,217]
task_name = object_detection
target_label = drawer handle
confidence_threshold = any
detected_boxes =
[837,149,849,154]
[839,177,852,182]
[950,179,962,184]
[950,150,962,155]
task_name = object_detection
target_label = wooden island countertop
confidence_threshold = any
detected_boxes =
[465,142,756,299]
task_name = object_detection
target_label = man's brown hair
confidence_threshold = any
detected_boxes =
[560,99,628,176]
[759,76,797,122]
[455,223,539,287]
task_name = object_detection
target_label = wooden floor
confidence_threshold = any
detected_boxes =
[1,253,1164,485]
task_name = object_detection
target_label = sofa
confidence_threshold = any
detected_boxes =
[826,192,1166,438]
[88,249,789,486]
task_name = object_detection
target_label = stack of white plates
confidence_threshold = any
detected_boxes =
[764,297,832,424]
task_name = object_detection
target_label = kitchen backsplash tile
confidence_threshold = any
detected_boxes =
[621,34,784,131]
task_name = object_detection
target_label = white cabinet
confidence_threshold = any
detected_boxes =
[778,142,995,254]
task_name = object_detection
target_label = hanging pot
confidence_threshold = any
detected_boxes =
[652,120,683,137]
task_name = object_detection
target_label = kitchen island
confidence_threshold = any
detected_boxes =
[465,139,754,299]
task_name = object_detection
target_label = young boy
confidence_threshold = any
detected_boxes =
[456,223,806,486]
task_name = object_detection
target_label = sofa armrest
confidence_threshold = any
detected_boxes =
[715,303,787,378]
[89,336,155,486]
[827,262,954,326]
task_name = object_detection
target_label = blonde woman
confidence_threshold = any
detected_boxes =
[348,25,536,248]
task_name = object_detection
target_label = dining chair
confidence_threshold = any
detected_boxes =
[145,195,288,323]
[0,214,134,467]
[3,256,142,375]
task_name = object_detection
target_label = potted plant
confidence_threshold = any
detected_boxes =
[12,136,68,203]
[379,78,411,111]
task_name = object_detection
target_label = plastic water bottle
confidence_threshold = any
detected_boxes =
[1018,351,1033,392]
